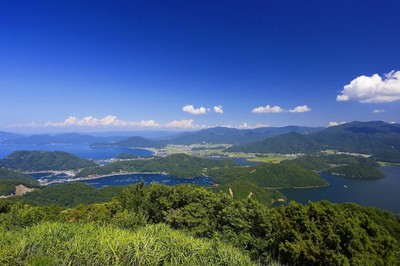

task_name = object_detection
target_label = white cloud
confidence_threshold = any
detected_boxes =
[236,122,268,129]
[337,70,400,103]
[213,105,224,114]
[165,119,204,129]
[373,109,385,113]
[44,115,140,127]
[252,105,284,113]
[6,115,212,130]
[41,116,161,128]
[182,105,207,115]
[328,121,346,127]
[289,105,311,113]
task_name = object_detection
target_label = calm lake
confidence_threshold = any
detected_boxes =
[280,166,400,213]
[3,144,400,213]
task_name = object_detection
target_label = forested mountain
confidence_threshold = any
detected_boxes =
[159,126,324,145]
[228,121,400,162]
[209,163,327,188]
[0,168,39,195]
[0,151,97,171]
[77,153,236,178]
[0,131,23,142]
[91,136,163,148]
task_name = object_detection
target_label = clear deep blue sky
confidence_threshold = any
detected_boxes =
[1,0,399,132]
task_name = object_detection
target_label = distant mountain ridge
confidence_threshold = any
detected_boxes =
[158,126,324,145]
[91,136,163,149]
[0,131,24,142]
[228,121,400,162]
[2,133,128,145]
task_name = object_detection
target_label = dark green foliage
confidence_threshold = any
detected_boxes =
[14,182,124,207]
[228,132,321,153]
[0,150,97,171]
[211,179,285,206]
[229,121,400,163]
[283,154,385,179]
[78,153,237,178]
[340,203,400,243]
[209,163,328,188]
[0,201,63,230]
[116,153,138,159]
[271,201,399,265]
[0,168,39,195]
[0,184,399,265]
[115,183,275,263]
[92,136,163,148]
[324,163,384,179]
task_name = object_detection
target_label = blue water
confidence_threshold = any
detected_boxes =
[78,174,212,188]
[0,144,153,160]
[280,166,400,213]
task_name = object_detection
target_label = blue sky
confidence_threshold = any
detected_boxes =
[1,0,399,132]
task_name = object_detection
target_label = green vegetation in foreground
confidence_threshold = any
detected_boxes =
[0,168,39,195]
[11,182,125,207]
[0,150,96,171]
[282,154,385,179]
[1,183,399,265]
[209,163,328,188]
[0,222,253,266]
[77,153,237,178]
[211,179,286,205]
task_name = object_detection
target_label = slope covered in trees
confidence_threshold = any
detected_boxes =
[228,121,400,163]
[0,150,97,171]
[281,154,385,179]
[77,153,236,178]
[0,169,39,195]
[209,163,327,188]
[1,183,399,265]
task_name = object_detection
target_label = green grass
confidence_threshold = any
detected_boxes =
[0,222,254,266]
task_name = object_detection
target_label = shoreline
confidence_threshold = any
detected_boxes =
[39,171,169,185]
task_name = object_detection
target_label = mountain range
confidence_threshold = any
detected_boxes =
[228,121,400,162]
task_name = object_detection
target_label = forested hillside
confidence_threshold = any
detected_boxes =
[228,121,400,162]
[1,183,399,265]
[0,150,97,171]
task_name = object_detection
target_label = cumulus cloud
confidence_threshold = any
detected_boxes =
[289,105,311,113]
[236,122,268,129]
[165,119,204,129]
[337,70,400,103]
[328,121,346,127]
[6,115,213,130]
[43,115,160,128]
[213,105,224,114]
[373,109,385,113]
[182,105,207,115]
[252,105,284,113]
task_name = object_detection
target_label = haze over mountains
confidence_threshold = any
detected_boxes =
[2,121,400,163]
